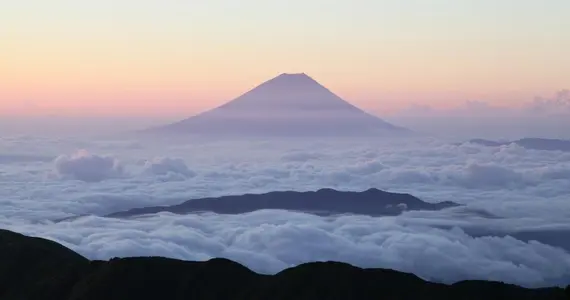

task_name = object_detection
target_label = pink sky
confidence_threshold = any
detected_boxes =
[2,1,568,117]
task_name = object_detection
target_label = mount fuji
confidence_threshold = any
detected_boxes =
[146,73,409,137]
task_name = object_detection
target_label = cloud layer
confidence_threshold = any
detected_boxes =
[1,135,569,287]
[4,211,570,288]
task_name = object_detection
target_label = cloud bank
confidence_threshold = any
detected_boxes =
[4,211,570,288]
[1,135,569,287]
[54,150,124,182]
[142,157,196,181]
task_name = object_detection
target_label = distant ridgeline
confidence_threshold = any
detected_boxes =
[0,229,568,300]
[143,73,410,137]
[466,138,570,152]
[105,188,459,218]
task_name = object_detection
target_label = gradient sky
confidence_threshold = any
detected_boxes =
[1,0,569,117]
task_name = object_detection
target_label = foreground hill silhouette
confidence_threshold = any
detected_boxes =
[466,138,570,152]
[106,188,458,218]
[145,73,409,137]
[0,229,568,300]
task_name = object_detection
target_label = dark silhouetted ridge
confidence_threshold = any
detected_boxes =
[0,229,89,300]
[0,229,567,300]
[106,188,459,218]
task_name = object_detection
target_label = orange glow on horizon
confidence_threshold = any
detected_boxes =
[2,1,568,117]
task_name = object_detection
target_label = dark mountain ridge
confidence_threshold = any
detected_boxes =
[106,188,459,218]
[0,229,568,300]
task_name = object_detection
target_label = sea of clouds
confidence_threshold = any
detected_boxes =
[1,134,570,287]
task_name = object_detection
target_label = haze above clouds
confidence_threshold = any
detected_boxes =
[388,89,570,139]
[1,133,570,287]
[2,89,569,139]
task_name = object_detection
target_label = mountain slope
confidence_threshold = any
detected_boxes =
[106,188,459,218]
[0,229,90,300]
[146,73,409,136]
[0,229,568,300]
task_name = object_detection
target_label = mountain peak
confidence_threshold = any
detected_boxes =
[279,72,308,77]
[145,72,410,136]
[266,72,318,87]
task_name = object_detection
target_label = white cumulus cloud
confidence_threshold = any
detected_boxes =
[54,150,124,182]
[143,157,196,178]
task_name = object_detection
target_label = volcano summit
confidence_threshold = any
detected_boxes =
[147,73,408,137]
